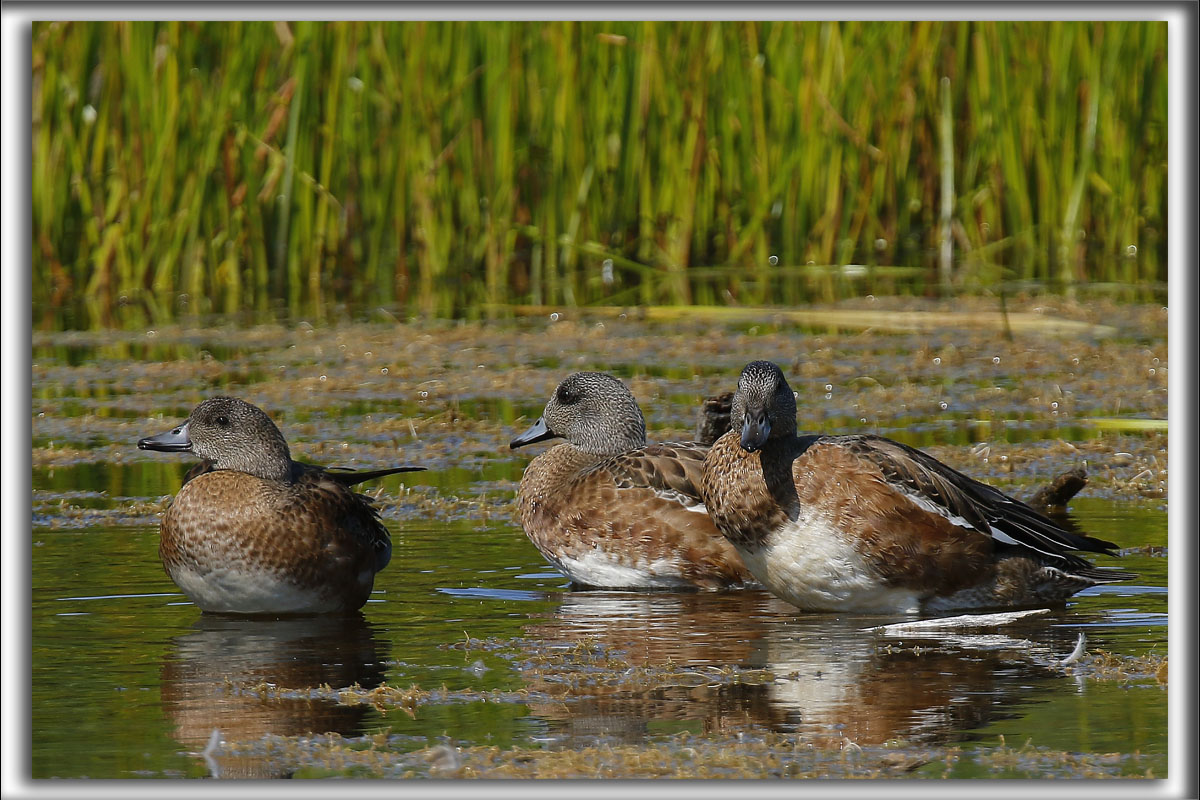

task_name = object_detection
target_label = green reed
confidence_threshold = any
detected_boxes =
[31,20,1167,329]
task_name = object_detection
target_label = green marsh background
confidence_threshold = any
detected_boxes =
[32,20,1167,329]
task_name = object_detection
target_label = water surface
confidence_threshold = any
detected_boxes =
[30,305,1169,779]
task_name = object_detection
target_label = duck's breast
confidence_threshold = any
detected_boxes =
[160,471,377,613]
[517,444,747,588]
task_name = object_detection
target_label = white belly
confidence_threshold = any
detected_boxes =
[169,565,343,615]
[737,512,922,614]
[551,550,694,589]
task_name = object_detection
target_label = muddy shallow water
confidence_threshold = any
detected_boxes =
[30,297,1168,779]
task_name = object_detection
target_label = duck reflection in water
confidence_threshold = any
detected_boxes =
[160,612,388,778]
[520,589,1079,748]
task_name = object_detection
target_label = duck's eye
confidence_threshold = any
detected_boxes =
[555,386,579,405]
[215,415,230,427]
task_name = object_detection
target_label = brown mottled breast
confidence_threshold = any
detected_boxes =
[516,442,751,588]
[700,431,799,549]
[160,468,389,608]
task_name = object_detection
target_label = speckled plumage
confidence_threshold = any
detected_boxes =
[700,361,1135,613]
[510,372,752,589]
[139,397,422,615]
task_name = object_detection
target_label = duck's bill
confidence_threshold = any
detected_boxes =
[509,418,557,449]
[138,422,193,452]
[739,413,771,452]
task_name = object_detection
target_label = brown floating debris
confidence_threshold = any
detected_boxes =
[1026,466,1089,510]
[694,391,733,445]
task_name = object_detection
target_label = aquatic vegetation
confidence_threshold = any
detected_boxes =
[212,728,1159,779]
[1073,650,1168,685]
[31,304,1168,531]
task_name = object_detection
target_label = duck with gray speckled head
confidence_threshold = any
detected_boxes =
[510,372,752,590]
[138,397,424,615]
[699,360,1136,614]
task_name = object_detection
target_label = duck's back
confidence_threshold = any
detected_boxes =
[161,468,389,614]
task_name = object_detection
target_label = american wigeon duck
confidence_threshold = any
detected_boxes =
[510,372,752,589]
[700,361,1135,614]
[138,397,423,615]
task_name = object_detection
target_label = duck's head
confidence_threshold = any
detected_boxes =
[139,396,293,482]
[510,372,647,456]
[730,360,798,452]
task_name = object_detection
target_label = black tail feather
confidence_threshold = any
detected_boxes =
[1073,566,1139,584]
[323,465,426,487]
[995,499,1122,557]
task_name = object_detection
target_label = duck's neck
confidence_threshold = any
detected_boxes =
[704,433,796,549]
[213,443,294,482]
[574,423,646,456]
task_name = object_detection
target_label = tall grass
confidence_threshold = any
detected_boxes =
[31,21,1168,329]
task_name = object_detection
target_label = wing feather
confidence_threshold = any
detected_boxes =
[833,434,1119,567]
[602,442,710,511]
